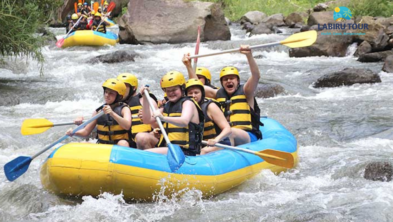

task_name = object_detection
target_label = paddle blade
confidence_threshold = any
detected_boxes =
[167,143,185,171]
[258,149,294,169]
[56,38,65,48]
[94,2,99,12]
[280,30,317,48]
[194,26,201,64]
[21,118,54,135]
[107,2,116,13]
[74,2,77,14]
[101,0,104,7]
[4,156,32,181]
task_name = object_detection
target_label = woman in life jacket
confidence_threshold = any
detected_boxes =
[117,73,159,149]
[91,12,110,33]
[141,71,204,156]
[66,78,132,147]
[185,79,232,155]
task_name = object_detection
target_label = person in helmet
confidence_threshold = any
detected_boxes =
[103,1,109,13]
[65,14,72,33]
[81,2,91,15]
[182,54,219,99]
[77,2,83,13]
[215,45,263,146]
[185,79,232,155]
[78,15,88,30]
[91,12,110,33]
[98,6,102,13]
[117,73,159,149]
[66,78,132,147]
[68,13,81,33]
[141,71,204,156]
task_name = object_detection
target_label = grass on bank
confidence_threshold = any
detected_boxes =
[196,0,393,21]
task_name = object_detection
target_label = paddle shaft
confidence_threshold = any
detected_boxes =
[66,16,83,38]
[143,90,171,144]
[193,26,201,71]
[189,42,280,59]
[31,112,104,159]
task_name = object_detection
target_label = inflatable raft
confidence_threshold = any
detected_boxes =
[105,18,116,27]
[40,117,298,201]
[61,30,118,48]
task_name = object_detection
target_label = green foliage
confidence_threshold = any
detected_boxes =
[348,0,393,17]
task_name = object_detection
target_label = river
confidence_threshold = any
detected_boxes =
[0,24,392,222]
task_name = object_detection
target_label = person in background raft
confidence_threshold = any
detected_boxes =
[91,12,110,33]
[81,2,90,15]
[77,2,83,13]
[141,71,204,156]
[68,13,80,33]
[66,78,131,147]
[103,1,109,13]
[65,14,72,34]
[216,45,263,146]
[116,73,159,149]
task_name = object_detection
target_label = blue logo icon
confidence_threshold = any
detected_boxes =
[333,7,352,21]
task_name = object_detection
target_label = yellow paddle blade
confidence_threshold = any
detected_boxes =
[280,30,317,48]
[257,149,295,169]
[21,118,54,136]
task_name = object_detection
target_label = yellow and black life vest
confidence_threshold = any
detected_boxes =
[200,99,221,140]
[216,85,263,140]
[126,93,154,141]
[96,102,130,144]
[162,97,204,156]
[92,20,106,33]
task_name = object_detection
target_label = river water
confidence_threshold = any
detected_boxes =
[0,24,393,222]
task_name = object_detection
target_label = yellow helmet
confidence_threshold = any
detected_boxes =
[219,66,239,80]
[94,12,102,17]
[160,71,185,90]
[78,3,82,6]
[196,67,211,82]
[104,1,109,5]
[185,79,205,101]
[117,73,138,88]
[91,10,95,15]
[71,13,78,20]
[102,78,126,97]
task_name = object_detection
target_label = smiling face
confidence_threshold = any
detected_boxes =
[186,86,202,103]
[104,88,117,104]
[164,86,183,102]
[221,74,239,95]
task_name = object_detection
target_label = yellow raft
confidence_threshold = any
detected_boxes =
[40,117,298,201]
[61,30,118,48]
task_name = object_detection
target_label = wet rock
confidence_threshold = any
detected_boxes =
[293,22,304,29]
[307,11,335,26]
[240,11,267,25]
[300,25,310,32]
[262,13,285,27]
[364,162,392,182]
[313,3,328,12]
[358,50,393,62]
[255,83,285,98]
[354,41,372,57]
[285,12,306,27]
[389,38,393,48]
[356,16,389,51]
[250,23,273,35]
[110,0,129,17]
[90,50,139,64]
[289,30,354,57]
[242,22,255,33]
[382,55,393,73]
[313,68,381,88]
[119,0,230,44]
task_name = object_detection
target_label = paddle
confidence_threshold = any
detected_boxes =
[202,141,294,169]
[56,15,83,48]
[189,30,317,59]
[94,2,99,13]
[74,2,78,14]
[193,26,201,72]
[143,87,185,172]
[95,2,115,31]
[21,119,78,136]
[104,2,115,17]
[4,111,105,182]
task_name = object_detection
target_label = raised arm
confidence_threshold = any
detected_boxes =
[242,45,261,108]
[182,53,198,80]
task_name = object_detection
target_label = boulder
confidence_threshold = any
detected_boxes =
[375,17,393,28]
[242,22,255,33]
[110,0,129,17]
[262,13,285,28]
[250,23,273,35]
[364,162,392,182]
[313,3,329,12]
[358,50,393,62]
[382,55,393,73]
[285,12,307,27]
[255,83,285,98]
[119,0,230,44]
[355,16,389,51]
[313,68,381,88]
[300,25,310,32]
[240,11,267,25]
[89,51,139,64]
[307,11,335,26]
[354,41,372,57]
[289,30,354,57]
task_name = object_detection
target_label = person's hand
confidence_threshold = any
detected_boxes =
[103,105,113,115]
[182,53,192,67]
[206,139,218,146]
[66,128,74,137]
[151,128,161,139]
[153,110,164,121]
[140,86,149,95]
[74,116,84,125]
[240,45,251,55]
[138,109,143,121]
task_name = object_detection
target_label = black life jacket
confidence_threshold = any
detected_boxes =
[92,19,106,33]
